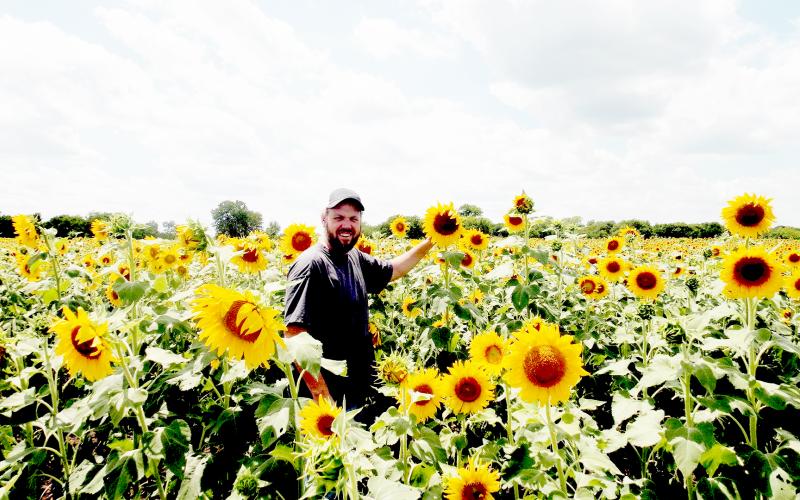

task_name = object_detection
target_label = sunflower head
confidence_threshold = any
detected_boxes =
[377,353,411,385]
[721,247,783,299]
[598,256,625,281]
[232,245,268,274]
[397,367,443,422]
[605,237,624,254]
[463,229,489,251]
[617,225,641,239]
[390,216,408,238]
[423,203,463,247]
[280,223,317,256]
[443,360,495,414]
[503,214,525,233]
[444,457,501,500]
[627,265,665,301]
[513,192,534,214]
[50,307,116,382]
[721,193,775,238]
[784,270,800,300]
[503,322,588,405]
[12,215,39,248]
[469,331,509,376]
[357,238,374,255]
[299,398,342,440]
[90,219,110,240]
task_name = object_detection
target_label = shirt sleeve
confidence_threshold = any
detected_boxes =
[284,258,316,329]
[359,251,394,294]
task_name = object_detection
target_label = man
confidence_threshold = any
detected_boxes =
[284,188,432,419]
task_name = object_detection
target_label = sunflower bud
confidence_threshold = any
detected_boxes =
[637,303,656,320]
[686,277,700,295]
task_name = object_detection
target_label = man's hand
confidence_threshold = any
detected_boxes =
[390,238,433,281]
[286,324,332,401]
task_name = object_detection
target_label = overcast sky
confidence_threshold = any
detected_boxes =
[2,0,799,232]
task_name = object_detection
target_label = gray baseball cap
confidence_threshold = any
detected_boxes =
[326,188,365,211]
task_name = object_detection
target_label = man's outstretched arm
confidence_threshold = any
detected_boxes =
[389,238,433,281]
[286,324,332,401]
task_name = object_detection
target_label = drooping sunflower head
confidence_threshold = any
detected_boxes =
[423,203,463,247]
[721,193,775,238]
[51,307,115,382]
[444,457,501,500]
[463,229,489,251]
[720,247,783,299]
[191,284,285,369]
[390,216,408,238]
[443,360,495,414]
[469,331,509,376]
[401,296,422,319]
[299,397,342,440]
[512,192,534,215]
[397,367,443,423]
[503,322,588,405]
[90,219,109,240]
[626,265,665,301]
[357,238,375,255]
[459,248,477,269]
[12,215,39,248]
[617,225,641,239]
[503,214,525,233]
[232,245,268,274]
[377,353,411,385]
[280,223,317,256]
[786,270,800,300]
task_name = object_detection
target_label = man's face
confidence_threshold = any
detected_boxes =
[323,202,362,253]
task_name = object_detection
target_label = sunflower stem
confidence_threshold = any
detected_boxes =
[278,360,304,498]
[40,230,64,301]
[682,343,695,499]
[545,400,568,494]
[42,339,71,488]
[503,383,521,500]
[745,297,759,449]
[400,388,410,484]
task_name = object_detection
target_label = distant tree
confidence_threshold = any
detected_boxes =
[0,215,13,238]
[132,221,158,239]
[461,215,500,235]
[42,215,92,237]
[584,220,615,238]
[458,204,483,217]
[612,219,653,238]
[160,220,177,239]
[767,226,800,239]
[694,222,724,238]
[376,214,424,239]
[264,221,281,239]
[211,200,263,237]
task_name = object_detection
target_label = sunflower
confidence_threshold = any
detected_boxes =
[280,223,317,256]
[578,275,608,300]
[617,225,641,239]
[377,353,410,385]
[369,322,381,347]
[604,237,624,254]
[56,239,69,255]
[627,265,665,301]
[443,360,495,414]
[192,284,285,369]
[594,278,609,299]
[466,288,484,305]
[98,253,114,266]
[232,246,268,273]
[597,256,624,280]
[444,457,501,500]
[390,216,408,238]
[105,277,123,307]
[784,270,800,300]
[401,297,422,318]
[783,249,800,268]
[159,247,180,270]
[513,192,534,214]
[780,308,793,323]
[51,307,115,382]
[90,219,109,240]
[503,214,525,233]
[16,255,44,281]
[423,203,462,247]
[397,368,443,423]
[720,247,783,299]
[469,331,509,376]
[357,238,375,255]
[459,248,476,269]
[721,193,775,238]
[299,397,342,440]
[504,322,588,405]
[12,215,39,247]
[463,229,489,251]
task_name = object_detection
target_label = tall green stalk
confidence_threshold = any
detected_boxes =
[545,401,567,494]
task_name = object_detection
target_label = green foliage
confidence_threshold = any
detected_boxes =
[133,221,159,239]
[375,215,424,239]
[767,225,800,239]
[41,215,92,237]
[0,215,15,238]
[211,200,263,237]
[457,204,483,217]
[584,220,616,238]
[461,215,500,235]
[160,221,177,239]
[264,220,281,239]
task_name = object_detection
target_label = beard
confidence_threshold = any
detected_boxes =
[326,226,360,254]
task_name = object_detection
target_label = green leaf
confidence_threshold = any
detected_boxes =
[743,449,773,497]
[700,444,738,477]
[153,275,169,294]
[256,398,292,447]
[113,280,148,304]
[220,359,249,384]
[671,437,705,480]
[754,383,788,410]
[321,357,347,376]
[282,332,323,378]
[162,419,192,478]
[269,444,297,465]
[367,476,420,500]
[176,454,208,500]
[145,346,187,368]
[443,250,465,268]
[693,364,716,393]
[625,409,664,447]
[511,284,529,312]
[69,460,97,495]
[453,301,473,321]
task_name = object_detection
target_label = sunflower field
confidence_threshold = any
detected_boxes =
[1,193,799,499]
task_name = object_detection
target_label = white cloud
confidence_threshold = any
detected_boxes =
[353,17,457,59]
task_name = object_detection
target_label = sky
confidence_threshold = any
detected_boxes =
[2,0,800,232]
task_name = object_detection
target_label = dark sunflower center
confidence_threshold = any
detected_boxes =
[461,482,489,500]
[454,377,481,402]
[523,345,566,387]
[413,384,434,406]
[111,290,119,301]
[291,232,312,252]
[734,257,770,285]
[508,216,523,226]
[580,280,596,294]
[588,257,598,265]
[433,213,459,235]
[793,278,800,292]
[636,272,657,290]
[242,248,259,263]
[164,255,176,264]
[316,415,334,436]
[736,203,765,227]
[461,253,473,267]
[485,345,503,364]
[471,234,483,246]
[396,223,405,232]
[596,283,606,294]
[607,240,619,251]
[607,261,620,273]
[790,253,800,263]
[70,326,102,359]
[223,300,262,342]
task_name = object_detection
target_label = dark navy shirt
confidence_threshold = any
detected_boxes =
[284,243,393,405]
